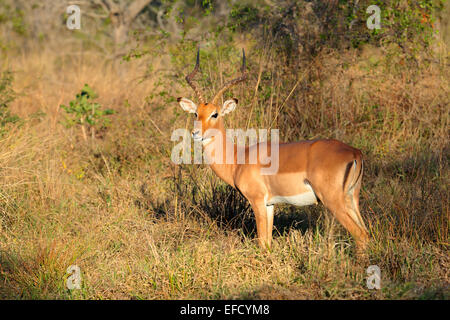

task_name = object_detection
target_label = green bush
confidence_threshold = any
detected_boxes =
[60,84,115,141]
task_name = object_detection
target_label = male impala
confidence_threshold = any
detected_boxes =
[177,49,369,250]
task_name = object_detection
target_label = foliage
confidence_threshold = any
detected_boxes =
[0,70,19,131]
[227,0,445,64]
[60,84,115,141]
[0,0,27,35]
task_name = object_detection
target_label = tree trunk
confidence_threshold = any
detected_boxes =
[103,0,153,47]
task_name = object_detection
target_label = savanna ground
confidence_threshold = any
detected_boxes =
[0,0,449,299]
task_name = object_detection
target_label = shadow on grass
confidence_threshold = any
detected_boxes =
[0,251,41,299]
[361,149,448,243]
[143,182,325,240]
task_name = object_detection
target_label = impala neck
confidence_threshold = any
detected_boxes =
[203,120,237,188]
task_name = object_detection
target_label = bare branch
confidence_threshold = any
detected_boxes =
[124,0,153,24]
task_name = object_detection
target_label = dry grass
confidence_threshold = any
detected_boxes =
[0,37,448,300]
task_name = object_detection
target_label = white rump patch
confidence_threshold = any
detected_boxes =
[267,184,318,207]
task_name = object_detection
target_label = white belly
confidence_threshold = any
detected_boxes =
[266,184,318,207]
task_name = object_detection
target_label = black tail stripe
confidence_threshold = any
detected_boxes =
[342,161,354,191]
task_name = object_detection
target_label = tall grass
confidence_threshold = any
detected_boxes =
[0,30,448,300]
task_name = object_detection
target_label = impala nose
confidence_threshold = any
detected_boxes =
[192,129,201,141]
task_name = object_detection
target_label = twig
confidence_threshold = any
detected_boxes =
[269,72,306,129]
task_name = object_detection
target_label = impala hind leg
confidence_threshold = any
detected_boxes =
[322,195,369,251]
[349,174,368,237]
[346,194,369,250]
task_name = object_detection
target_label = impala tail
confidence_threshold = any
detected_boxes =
[343,158,362,193]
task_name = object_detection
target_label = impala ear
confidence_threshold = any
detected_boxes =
[220,98,238,116]
[177,97,197,113]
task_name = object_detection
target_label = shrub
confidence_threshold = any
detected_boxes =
[60,84,115,142]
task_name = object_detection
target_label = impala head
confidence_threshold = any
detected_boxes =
[177,48,247,143]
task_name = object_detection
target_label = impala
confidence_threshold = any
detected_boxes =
[177,49,369,251]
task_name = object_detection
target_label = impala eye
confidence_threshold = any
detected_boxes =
[211,112,218,119]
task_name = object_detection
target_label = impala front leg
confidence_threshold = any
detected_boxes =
[250,199,273,249]
[266,204,274,247]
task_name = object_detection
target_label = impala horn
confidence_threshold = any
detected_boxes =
[211,48,248,106]
[185,48,205,105]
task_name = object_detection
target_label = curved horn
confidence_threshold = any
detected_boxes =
[211,49,248,106]
[185,48,205,104]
